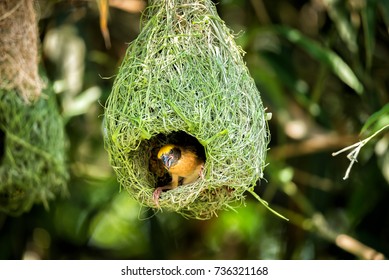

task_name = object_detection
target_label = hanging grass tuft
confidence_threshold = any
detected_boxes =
[104,0,273,219]
[0,0,68,216]
[0,85,68,216]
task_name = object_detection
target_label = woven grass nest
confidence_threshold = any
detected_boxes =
[104,0,272,219]
[0,86,68,216]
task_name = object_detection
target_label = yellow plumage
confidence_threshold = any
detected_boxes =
[153,144,204,206]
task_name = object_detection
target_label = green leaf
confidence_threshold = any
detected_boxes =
[274,26,364,94]
[249,57,287,109]
[361,103,389,134]
[249,189,289,221]
[362,0,378,70]
[323,0,358,53]
[378,0,389,34]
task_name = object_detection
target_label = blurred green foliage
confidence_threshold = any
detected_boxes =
[0,0,388,259]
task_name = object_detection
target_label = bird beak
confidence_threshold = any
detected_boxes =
[161,154,172,169]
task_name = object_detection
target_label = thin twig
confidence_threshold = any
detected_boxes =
[332,124,389,180]
[274,207,386,259]
[270,134,358,160]
[335,234,385,260]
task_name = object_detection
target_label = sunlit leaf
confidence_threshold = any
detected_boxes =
[62,86,102,119]
[323,0,358,53]
[361,103,389,134]
[274,26,363,94]
[89,193,148,254]
[249,57,286,109]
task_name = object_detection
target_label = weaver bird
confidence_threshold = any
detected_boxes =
[152,144,205,206]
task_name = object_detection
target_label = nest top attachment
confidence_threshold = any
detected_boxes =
[0,0,44,103]
[104,0,269,219]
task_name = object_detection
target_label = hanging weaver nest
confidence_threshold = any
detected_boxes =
[0,85,68,216]
[104,0,271,219]
[0,0,44,103]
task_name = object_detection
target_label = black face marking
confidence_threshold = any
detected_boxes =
[160,147,181,169]
[171,147,181,160]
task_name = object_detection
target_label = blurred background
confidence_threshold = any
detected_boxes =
[1,0,388,259]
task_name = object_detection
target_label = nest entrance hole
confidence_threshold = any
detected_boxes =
[148,131,206,188]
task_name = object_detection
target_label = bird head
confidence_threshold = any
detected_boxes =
[157,144,181,170]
